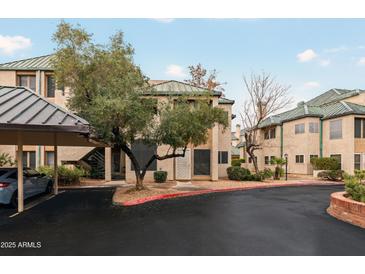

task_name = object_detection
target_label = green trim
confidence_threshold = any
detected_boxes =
[319,120,323,158]
[280,125,284,158]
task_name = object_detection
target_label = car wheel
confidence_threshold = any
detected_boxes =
[10,191,18,208]
[45,181,53,194]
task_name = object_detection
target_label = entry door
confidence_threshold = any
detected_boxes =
[193,149,211,176]
[175,148,191,180]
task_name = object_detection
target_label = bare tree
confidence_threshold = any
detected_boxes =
[240,72,292,174]
[185,63,226,93]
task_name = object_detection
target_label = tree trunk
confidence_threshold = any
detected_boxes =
[246,147,259,174]
[136,174,144,190]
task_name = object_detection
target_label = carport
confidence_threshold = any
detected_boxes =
[0,86,103,212]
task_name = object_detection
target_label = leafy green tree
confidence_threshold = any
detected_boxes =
[52,22,228,190]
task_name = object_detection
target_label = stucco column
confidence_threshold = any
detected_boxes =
[105,147,112,182]
[211,98,219,181]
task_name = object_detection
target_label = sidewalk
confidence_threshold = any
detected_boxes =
[113,179,343,206]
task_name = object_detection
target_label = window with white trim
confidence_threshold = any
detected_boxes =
[295,155,304,163]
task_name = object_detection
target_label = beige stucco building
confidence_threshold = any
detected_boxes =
[233,88,365,175]
[0,55,234,183]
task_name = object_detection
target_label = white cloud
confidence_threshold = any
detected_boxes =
[0,35,31,55]
[297,49,317,62]
[319,59,331,67]
[304,81,320,88]
[358,57,365,66]
[153,18,175,23]
[324,46,348,53]
[165,64,186,77]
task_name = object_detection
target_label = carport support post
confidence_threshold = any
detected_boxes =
[17,136,24,213]
[53,145,58,195]
[53,134,58,195]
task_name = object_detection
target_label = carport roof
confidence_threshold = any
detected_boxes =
[0,86,89,133]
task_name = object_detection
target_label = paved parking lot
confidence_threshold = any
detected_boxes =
[0,185,365,255]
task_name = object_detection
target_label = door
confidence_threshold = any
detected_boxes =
[175,148,191,180]
[193,149,211,176]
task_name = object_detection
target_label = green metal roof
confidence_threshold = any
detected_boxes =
[147,80,222,96]
[259,95,365,128]
[231,132,239,141]
[231,146,240,156]
[236,141,245,148]
[218,97,235,104]
[0,54,54,71]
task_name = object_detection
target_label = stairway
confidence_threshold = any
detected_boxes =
[80,148,105,179]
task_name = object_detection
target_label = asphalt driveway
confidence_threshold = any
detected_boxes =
[0,185,364,255]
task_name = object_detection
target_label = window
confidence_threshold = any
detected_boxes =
[194,149,211,175]
[17,75,36,91]
[330,154,342,169]
[131,141,157,171]
[46,75,56,98]
[295,155,304,163]
[354,154,361,170]
[330,119,342,139]
[22,151,36,169]
[310,155,318,164]
[295,123,305,134]
[45,151,55,166]
[270,156,276,164]
[264,127,276,139]
[355,118,362,138]
[218,151,228,164]
[309,122,319,133]
[264,156,270,165]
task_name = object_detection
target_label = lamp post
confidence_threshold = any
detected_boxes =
[284,153,288,181]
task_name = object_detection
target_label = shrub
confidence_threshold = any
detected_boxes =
[259,168,273,180]
[345,175,365,203]
[311,157,340,170]
[270,157,286,179]
[0,152,15,167]
[37,165,85,185]
[317,170,344,181]
[244,174,263,181]
[231,158,245,167]
[227,166,250,180]
[154,171,168,183]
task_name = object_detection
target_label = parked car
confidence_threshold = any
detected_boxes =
[0,168,53,208]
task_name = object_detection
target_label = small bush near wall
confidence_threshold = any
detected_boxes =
[231,158,245,167]
[154,171,168,183]
[345,171,365,203]
[311,157,340,170]
[37,165,86,185]
[317,170,344,181]
[227,166,262,181]
[259,168,274,180]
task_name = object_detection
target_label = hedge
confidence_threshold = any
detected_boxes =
[311,157,341,170]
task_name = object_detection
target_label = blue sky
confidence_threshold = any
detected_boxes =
[1,18,365,122]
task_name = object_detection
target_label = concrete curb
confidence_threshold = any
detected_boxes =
[59,185,117,190]
[114,181,344,207]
